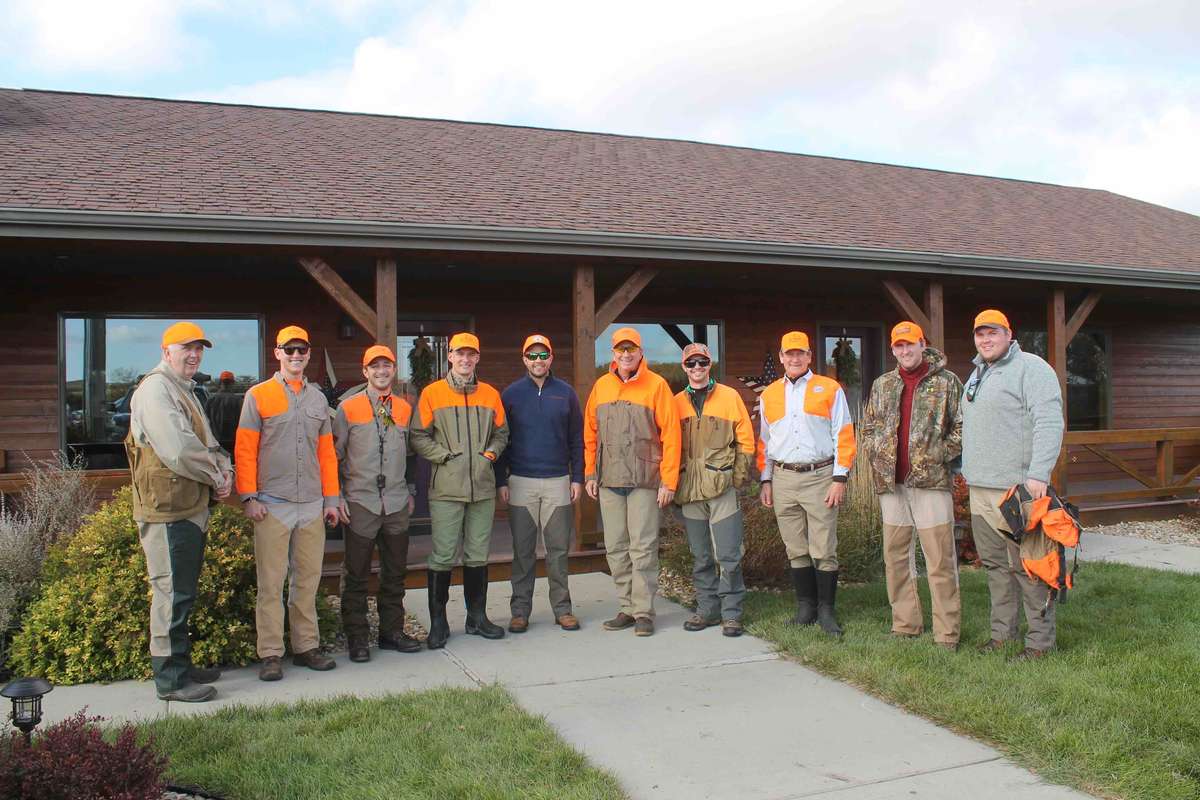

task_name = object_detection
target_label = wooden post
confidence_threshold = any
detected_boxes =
[1157,440,1176,489]
[572,266,599,551]
[1048,288,1068,489]
[375,257,397,347]
[924,281,944,351]
[298,256,377,334]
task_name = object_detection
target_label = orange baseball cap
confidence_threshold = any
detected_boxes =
[219,370,235,382]
[449,332,480,352]
[275,325,310,346]
[522,334,553,354]
[362,345,397,366]
[973,309,1011,331]
[611,327,642,348]
[780,331,810,352]
[681,343,711,364]
[890,321,925,345]
[161,321,212,348]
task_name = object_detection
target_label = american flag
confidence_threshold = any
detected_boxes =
[739,352,779,421]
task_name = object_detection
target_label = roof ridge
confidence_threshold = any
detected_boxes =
[5,86,1095,194]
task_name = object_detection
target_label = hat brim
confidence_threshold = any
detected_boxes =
[171,337,213,348]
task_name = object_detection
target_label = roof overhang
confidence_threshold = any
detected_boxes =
[2,206,1198,291]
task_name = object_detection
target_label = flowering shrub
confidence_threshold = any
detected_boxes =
[8,487,340,684]
[0,710,167,800]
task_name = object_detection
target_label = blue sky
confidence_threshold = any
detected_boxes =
[2,1,1198,215]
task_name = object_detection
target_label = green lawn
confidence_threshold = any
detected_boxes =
[141,686,625,800]
[745,562,1200,800]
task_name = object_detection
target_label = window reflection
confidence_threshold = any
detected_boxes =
[595,322,721,393]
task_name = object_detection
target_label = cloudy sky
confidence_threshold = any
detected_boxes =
[3,0,1197,215]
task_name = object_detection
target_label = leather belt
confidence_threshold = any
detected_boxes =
[776,457,834,473]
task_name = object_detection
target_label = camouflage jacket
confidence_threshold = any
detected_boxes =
[861,348,963,494]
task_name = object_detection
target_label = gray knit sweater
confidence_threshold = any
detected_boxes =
[961,341,1064,489]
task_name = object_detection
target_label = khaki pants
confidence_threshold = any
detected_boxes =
[970,486,1057,650]
[341,502,411,640]
[508,475,574,618]
[139,508,209,693]
[680,488,745,621]
[880,486,960,643]
[771,464,839,571]
[599,487,659,619]
[254,508,327,658]
[428,498,495,571]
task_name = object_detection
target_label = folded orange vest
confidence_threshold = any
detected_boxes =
[999,484,1083,606]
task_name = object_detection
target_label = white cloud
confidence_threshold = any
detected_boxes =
[4,0,204,74]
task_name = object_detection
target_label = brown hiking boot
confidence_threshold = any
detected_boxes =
[935,641,959,652]
[556,613,580,631]
[348,637,370,663]
[977,639,1008,654]
[258,656,283,682]
[721,620,744,638]
[293,648,336,671]
[683,614,719,632]
[508,616,529,633]
[1011,646,1052,662]
[634,617,655,637]
[603,612,636,631]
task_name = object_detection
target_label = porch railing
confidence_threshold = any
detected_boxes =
[1061,427,1200,506]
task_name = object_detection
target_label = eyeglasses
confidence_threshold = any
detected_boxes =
[613,345,640,354]
[280,345,310,356]
[524,351,551,361]
[683,358,711,369]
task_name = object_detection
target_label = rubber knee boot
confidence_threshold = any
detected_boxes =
[789,566,818,626]
[426,569,451,650]
[816,569,843,638]
[463,565,505,639]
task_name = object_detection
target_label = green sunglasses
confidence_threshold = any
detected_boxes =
[524,351,551,361]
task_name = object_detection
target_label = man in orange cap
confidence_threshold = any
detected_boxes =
[236,325,341,680]
[127,321,233,702]
[411,332,509,648]
[496,334,584,633]
[673,342,755,637]
[757,330,856,636]
[862,321,964,650]
[204,369,242,454]
[584,326,681,637]
[332,345,422,662]
[961,309,1064,660]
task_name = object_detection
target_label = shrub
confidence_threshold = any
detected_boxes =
[0,455,94,671]
[8,487,340,685]
[0,710,168,800]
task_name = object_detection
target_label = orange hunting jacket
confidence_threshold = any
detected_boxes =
[234,373,339,507]
[674,382,755,505]
[584,361,681,491]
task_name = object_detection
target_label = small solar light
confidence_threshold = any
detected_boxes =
[2,676,53,743]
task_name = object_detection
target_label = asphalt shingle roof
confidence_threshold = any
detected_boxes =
[1,89,1198,273]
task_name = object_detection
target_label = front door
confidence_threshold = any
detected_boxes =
[817,325,883,420]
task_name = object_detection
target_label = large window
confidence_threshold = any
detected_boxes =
[62,315,263,468]
[1017,330,1110,431]
[595,322,721,393]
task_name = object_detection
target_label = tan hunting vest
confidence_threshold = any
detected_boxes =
[125,374,213,523]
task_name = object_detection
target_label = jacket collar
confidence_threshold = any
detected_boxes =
[152,360,196,392]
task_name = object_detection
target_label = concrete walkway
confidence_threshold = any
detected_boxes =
[1078,531,1200,574]
[43,573,1091,800]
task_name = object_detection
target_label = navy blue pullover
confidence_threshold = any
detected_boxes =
[495,373,584,487]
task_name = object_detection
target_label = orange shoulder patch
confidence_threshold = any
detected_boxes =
[340,392,374,425]
[250,379,289,418]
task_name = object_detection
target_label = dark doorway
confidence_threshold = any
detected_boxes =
[817,325,883,420]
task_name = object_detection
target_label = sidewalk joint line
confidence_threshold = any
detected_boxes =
[770,755,1005,799]
[440,647,485,686]
[509,652,779,689]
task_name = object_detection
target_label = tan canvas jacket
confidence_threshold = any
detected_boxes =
[333,387,417,516]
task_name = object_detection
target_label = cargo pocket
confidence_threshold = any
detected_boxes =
[148,467,201,514]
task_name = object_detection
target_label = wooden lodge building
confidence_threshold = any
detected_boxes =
[3,89,1200,584]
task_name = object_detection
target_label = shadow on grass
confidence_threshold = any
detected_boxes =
[745,562,1200,800]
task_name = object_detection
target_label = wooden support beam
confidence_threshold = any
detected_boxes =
[1065,290,1102,342]
[595,267,658,333]
[298,256,377,335]
[375,257,397,347]
[572,266,600,551]
[1157,440,1176,487]
[1048,288,1069,489]
[881,279,932,332]
[924,281,944,351]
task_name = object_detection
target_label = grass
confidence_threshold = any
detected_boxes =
[744,562,1200,800]
[140,686,626,800]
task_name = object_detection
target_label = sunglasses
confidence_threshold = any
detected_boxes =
[524,351,551,361]
[279,345,310,356]
[613,344,640,354]
[684,358,711,369]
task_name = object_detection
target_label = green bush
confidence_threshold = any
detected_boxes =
[9,487,340,685]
